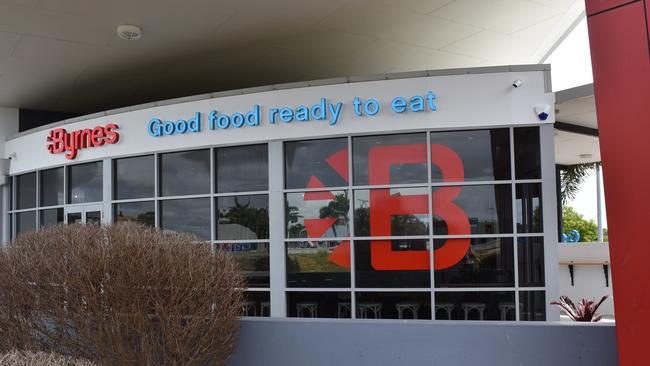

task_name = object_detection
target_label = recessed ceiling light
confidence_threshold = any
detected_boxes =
[579,153,593,159]
[116,25,142,41]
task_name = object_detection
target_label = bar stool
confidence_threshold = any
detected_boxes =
[358,302,382,319]
[461,302,486,320]
[260,301,270,317]
[434,303,455,319]
[498,302,516,320]
[396,302,420,319]
[337,302,351,318]
[296,302,318,318]
[240,300,256,317]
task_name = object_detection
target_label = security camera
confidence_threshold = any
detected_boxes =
[8,153,16,160]
[512,79,523,88]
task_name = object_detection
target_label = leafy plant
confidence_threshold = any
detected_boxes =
[560,163,600,205]
[550,295,609,322]
[562,206,608,242]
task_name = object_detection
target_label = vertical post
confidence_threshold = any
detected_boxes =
[268,141,286,317]
[596,165,603,243]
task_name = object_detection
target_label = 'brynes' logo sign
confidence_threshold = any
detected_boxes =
[46,124,120,160]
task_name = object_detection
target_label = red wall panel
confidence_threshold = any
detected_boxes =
[586,0,641,15]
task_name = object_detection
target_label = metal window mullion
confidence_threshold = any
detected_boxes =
[510,127,520,321]
[268,141,286,317]
[210,147,215,242]
[154,153,159,228]
[347,136,356,319]
[427,131,436,319]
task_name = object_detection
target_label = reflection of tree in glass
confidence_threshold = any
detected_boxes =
[391,214,428,236]
[286,205,305,237]
[220,197,268,238]
[318,194,349,237]
[354,207,370,236]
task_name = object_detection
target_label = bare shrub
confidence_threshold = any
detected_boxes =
[0,223,244,366]
[0,350,95,366]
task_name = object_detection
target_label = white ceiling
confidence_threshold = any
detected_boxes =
[554,83,599,165]
[0,0,582,113]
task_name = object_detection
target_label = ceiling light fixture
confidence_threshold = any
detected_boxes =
[116,25,142,41]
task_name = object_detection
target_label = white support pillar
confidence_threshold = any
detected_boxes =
[0,107,19,243]
[268,141,286,317]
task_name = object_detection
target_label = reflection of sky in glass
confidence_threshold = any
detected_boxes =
[17,172,36,209]
[69,162,103,204]
[285,138,348,189]
[17,211,36,234]
[217,144,268,193]
[115,155,154,199]
[286,191,349,238]
[160,150,210,196]
[40,168,64,206]
[160,198,210,239]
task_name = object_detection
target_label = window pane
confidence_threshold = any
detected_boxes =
[514,127,541,179]
[355,239,430,288]
[520,291,546,321]
[68,161,103,204]
[286,240,350,288]
[434,238,514,288]
[160,198,210,239]
[217,243,269,288]
[516,183,543,233]
[16,172,36,209]
[8,176,13,211]
[114,201,155,227]
[354,188,429,237]
[285,138,348,189]
[518,237,545,287]
[160,150,210,196]
[434,291,515,320]
[114,155,154,199]
[287,292,351,319]
[217,195,269,240]
[286,191,349,238]
[356,292,431,320]
[430,129,511,182]
[432,185,512,235]
[40,208,64,228]
[16,211,36,235]
[353,133,427,185]
[240,291,270,317]
[216,144,268,193]
[40,168,64,206]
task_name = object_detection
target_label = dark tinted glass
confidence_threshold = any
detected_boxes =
[160,198,210,239]
[286,240,350,288]
[68,161,103,204]
[16,172,36,209]
[216,144,268,193]
[514,127,541,179]
[434,291,515,320]
[520,291,546,321]
[353,133,427,185]
[430,129,511,182]
[356,292,431,320]
[518,237,545,287]
[160,150,210,196]
[287,292,351,318]
[432,185,512,235]
[434,238,514,288]
[516,183,543,233]
[286,191,349,238]
[217,195,269,240]
[355,240,430,288]
[285,138,348,189]
[40,208,64,228]
[354,188,429,237]
[114,155,154,199]
[114,201,155,227]
[217,243,269,288]
[240,291,270,317]
[40,168,64,206]
[16,211,36,235]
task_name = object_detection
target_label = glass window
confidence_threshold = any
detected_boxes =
[518,237,545,287]
[114,201,155,227]
[434,238,514,288]
[353,133,427,185]
[217,243,269,288]
[68,161,103,204]
[355,239,430,288]
[16,211,36,235]
[217,195,269,240]
[514,127,541,179]
[430,129,511,182]
[520,291,546,321]
[160,198,210,240]
[356,292,431,320]
[285,138,348,189]
[354,188,429,237]
[40,208,64,228]
[114,155,154,199]
[216,144,268,193]
[160,150,210,196]
[286,191,349,238]
[432,185,512,235]
[16,172,36,209]
[40,168,64,207]
[240,291,270,317]
[516,183,543,233]
[286,240,350,288]
[434,291,515,320]
[287,291,351,318]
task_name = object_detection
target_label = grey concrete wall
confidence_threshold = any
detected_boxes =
[229,319,617,366]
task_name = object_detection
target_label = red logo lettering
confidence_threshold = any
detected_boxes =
[46,124,120,160]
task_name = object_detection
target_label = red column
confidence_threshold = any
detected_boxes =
[585,1,650,364]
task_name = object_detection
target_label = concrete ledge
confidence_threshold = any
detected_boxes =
[559,242,610,264]
[230,318,617,366]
